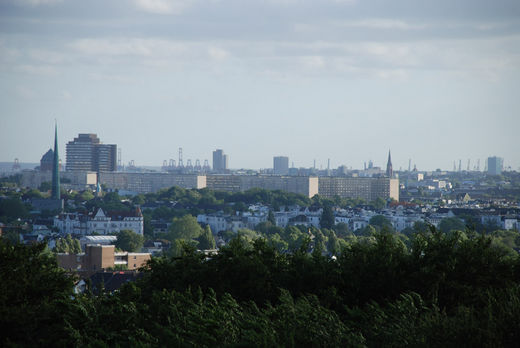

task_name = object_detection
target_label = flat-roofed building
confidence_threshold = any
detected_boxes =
[318,177,399,201]
[212,149,228,173]
[206,175,319,198]
[99,172,206,194]
[57,244,150,272]
[273,156,289,175]
[21,170,97,191]
[66,134,117,172]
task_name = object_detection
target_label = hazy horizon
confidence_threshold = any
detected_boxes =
[1,0,519,171]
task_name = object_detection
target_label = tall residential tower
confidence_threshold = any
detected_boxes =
[273,156,289,175]
[212,149,228,173]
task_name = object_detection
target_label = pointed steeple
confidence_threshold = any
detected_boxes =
[386,150,393,178]
[51,121,61,200]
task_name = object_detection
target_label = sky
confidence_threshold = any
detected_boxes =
[1,0,519,172]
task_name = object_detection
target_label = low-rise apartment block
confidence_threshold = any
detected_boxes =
[57,244,150,272]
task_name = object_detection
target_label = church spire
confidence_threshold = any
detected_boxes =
[51,121,60,200]
[386,149,393,178]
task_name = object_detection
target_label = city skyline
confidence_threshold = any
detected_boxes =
[1,1,519,171]
[0,128,515,173]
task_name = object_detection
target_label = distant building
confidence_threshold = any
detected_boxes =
[21,170,97,191]
[99,172,206,194]
[318,177,399,202]
[212,149,228,172]
[57,244,150,272]
[206,175,319,198]
[273,156,289,175]
[54,207,144,236]
[66,134,117,172]
[487,156,503,176]
[39,149,54,172]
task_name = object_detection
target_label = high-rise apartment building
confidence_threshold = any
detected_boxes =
[212,149,228,172]
[273,156,289,175]
[66,134,117,172]
[487,156,503,176]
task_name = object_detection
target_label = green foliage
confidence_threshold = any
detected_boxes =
[3,226,520,346]
[54,234,82,254]
[115,229,144,252]
[438,216,466,234]
[334,222,351,237]
[0,240,76,347]
[0,198,29,223]
[197,225,216,250]
[167,214,203,241]
[267,209,276,225]
[320,204,335,229]
[77,190,94,202]
[369,215,394,232]
[371,197,387,210]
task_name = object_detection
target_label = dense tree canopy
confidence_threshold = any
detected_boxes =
[115,230,144,252]
[167,215,203,241]
[3,227,520,346]
[54,234,82,254]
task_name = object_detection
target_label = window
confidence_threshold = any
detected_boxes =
[133,264,136,268]
[133,256,136,259]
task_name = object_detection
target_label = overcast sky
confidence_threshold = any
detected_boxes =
[1,0,519,171]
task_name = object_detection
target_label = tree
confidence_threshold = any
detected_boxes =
[1,230,20,245]
[116,230,144,252]
[197,225,216,250]
[334,222,351,238]
[356,225,377,237]
[267,210,276,225]
[371,197,386,210]
[143,213,154,237]
[236,228,259,242]
[168,215,203,241]
[77,190,94,202]
[369,215,394,232]
[326,230,340,255]
[54,235,82,254]
[320,204,335,229]
[0,240,76,346]
[0,198,29,223]
[438,217,466,234]
[38,181,52,192]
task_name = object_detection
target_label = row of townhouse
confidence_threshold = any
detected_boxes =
[54,207,144,236]
[197,205,325,233]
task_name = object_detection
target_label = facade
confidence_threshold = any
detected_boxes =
[487,156,503,176]
[212,149,228,172]
[21,170,97,191]
[206,175,319,198]
[66,134,117,172]
[318,177,399,201]
[99,172,206,194]
[95,144,117,172]
[54,207,144,236]
[57,244,150,272]
[273,156,289,175]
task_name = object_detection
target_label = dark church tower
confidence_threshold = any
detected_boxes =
[386,150,393,178]
[51,122,60,200]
